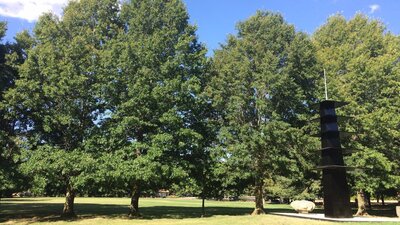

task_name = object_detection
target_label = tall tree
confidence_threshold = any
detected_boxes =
[0,23,33,197]
[0,21,17,197]
[313,14,400,215]
[95,0,209,217]
[170,64,221,217]
[209,11,319,215]
[5,0,122,217]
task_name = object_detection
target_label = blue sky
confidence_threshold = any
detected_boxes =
[1,0,399,55]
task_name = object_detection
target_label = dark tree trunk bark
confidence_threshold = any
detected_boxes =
[62,185,76,218]
[380,194,385,206]
[355,189,369,216]
[201,162,206,218]
[366,192,371,209]
[129,184,141,218]
[201,196,205,217]
[129,130,143,218]
[251,179,265,215]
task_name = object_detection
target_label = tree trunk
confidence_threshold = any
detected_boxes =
[201,196,205,217]
[380,194,385,206]
[201,161,206,217]
[355,189,369,216]
[366,192,371,209]
[129,184,141,218]
[62,185,76,218]
[129,131,143,218]
[251,179,265,215]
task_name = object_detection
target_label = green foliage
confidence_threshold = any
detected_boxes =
[68,0,213,215]
[0,22,33,197]
[20,145,96,196]
[208,11,320,208]
[4,0,122,201]
[264,175,320,200]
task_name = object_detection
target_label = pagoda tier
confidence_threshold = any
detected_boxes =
[316,147,359,156]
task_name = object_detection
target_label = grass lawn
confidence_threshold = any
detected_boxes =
[0,197,398,225]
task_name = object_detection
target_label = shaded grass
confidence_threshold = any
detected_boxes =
[366,203,399,217]
[0,197,257,221]
[0,197,398,225]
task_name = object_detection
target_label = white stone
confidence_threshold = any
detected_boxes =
[396,206,400,218]
[290,200,316,213]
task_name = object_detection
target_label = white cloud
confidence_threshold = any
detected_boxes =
[0,0,70,22]
[369,4,380,14]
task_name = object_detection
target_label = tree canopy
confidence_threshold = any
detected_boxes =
[208,11,320,214]
[4,0,122,216]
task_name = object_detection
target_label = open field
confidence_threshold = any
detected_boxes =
[0,197,398,225]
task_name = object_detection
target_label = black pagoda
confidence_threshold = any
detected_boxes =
[315,100,353,218]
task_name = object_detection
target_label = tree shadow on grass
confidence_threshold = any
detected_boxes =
[266,207,314,214]
[366,203,398,217]
[0,198,52,202]
[0,201,268,223]
[140,206,254,219]
[3,200,395,224]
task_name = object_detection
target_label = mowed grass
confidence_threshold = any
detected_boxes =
[0,197,398,225]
